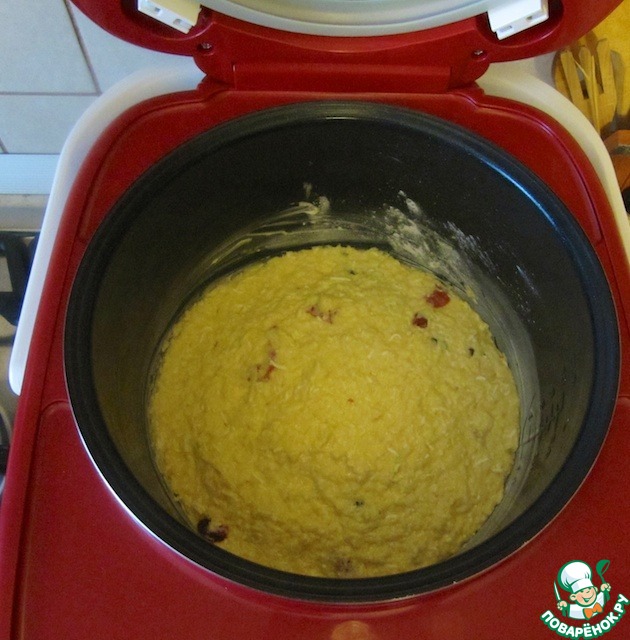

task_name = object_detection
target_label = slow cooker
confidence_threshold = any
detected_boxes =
[1,0,629,638]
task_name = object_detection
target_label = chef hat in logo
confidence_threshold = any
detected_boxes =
[558,561,594,594]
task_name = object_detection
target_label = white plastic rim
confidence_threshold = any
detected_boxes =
[9,61,204,396]
[199,0,499,36]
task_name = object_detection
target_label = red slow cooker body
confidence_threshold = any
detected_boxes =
[1,0,630,638]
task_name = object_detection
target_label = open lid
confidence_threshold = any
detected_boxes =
[159,0,549,38]
[72,0,622,89]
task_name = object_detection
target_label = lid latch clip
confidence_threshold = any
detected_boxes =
[137,0,201,34]
[487,0,549,40]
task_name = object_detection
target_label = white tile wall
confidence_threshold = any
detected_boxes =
[0,0,94,95]
[1,1,557,196]
[0,0,194,160]
[0,95,97,154]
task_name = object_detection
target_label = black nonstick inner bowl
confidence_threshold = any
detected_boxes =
[64,101,619,602]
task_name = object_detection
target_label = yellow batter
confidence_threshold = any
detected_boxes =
[149,245,519,578]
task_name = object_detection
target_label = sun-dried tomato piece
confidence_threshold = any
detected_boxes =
[206,524,229,543]
[426,288,450,308]
[197,517,211,535]
[197,517,229,543]
[255,347,278,381]
[256,362,276,381]
[306,305,336,323]
[412,313,428,328]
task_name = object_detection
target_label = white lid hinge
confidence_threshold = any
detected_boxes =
[137,0,201,34]
[488,0,549,40]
